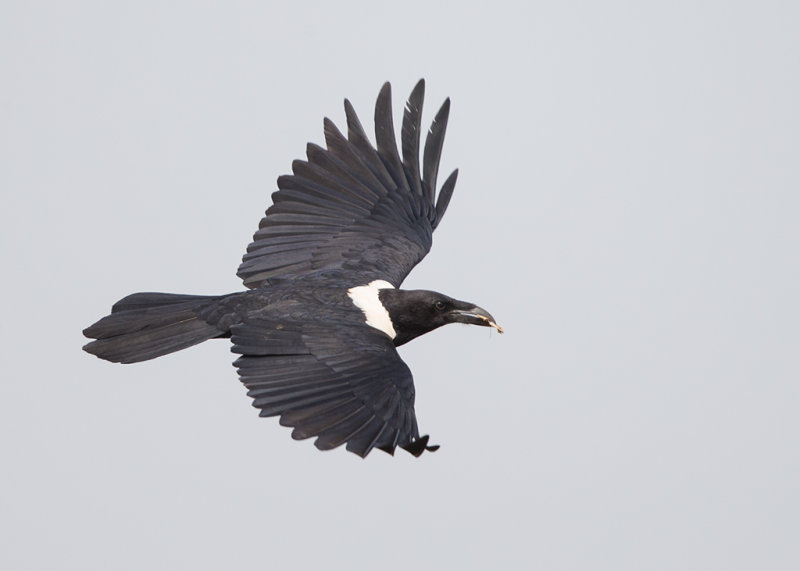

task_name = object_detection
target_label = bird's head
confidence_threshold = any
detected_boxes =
[378,289,503,346]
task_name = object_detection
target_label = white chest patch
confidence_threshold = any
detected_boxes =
[347,280,396,339]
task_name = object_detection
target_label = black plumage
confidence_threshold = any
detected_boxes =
[83,80,502,457]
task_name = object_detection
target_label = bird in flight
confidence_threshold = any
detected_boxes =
[83,80,502,457]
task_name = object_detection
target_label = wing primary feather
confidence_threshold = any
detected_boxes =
[433,168,458,229]
[290,402,367,439]
[281,397,360,428]
[304,144,382,203]
[343,99,396,190]
[305,146,383,204]
[401,79,424,196]
[279,173,372,212]
[322,118,387,194]
[315,411,376,451]
[363,422,389,454]
[256,388,355,417]
[374,82,409,192]
[377,427,400,455]
[422,97,451,206]
[345,419,388,457]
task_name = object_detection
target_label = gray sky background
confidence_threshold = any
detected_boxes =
[1,2,798,570]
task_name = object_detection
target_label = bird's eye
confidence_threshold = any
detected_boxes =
[433,300,446,311]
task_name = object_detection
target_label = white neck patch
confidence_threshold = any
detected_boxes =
[347,280,396,339]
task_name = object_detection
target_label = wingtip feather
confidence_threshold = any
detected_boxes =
[402,80,425,196]
[374,82,408,190]
[423,96,452,203]
[433,168,458,229]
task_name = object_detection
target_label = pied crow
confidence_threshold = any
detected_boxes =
[83,80,502,457]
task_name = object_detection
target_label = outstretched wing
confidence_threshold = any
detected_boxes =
[237,80,458,289]
[231,319,439,457]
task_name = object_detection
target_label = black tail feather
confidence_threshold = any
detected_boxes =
[83,293,224,364]
[111,292,217,313]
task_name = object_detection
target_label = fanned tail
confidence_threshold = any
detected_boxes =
[82,292,224,364]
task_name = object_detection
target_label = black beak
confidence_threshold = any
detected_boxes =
[450,305,504,333]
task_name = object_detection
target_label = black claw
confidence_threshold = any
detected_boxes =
[402,434,439,457]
